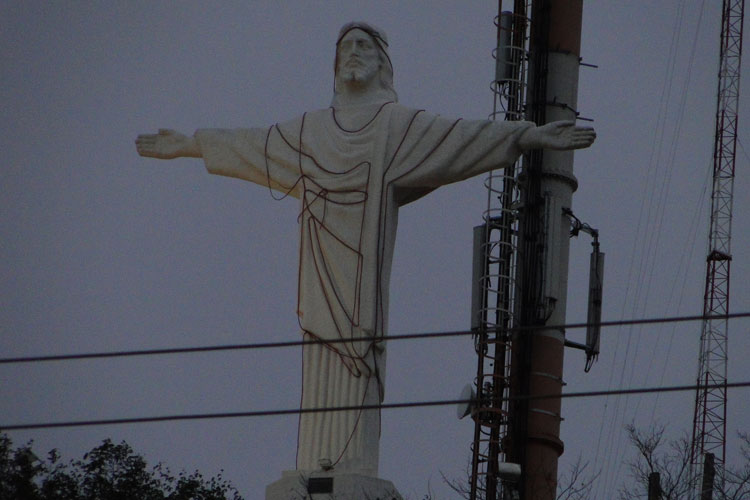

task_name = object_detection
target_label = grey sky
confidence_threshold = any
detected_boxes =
[2,2,748,498]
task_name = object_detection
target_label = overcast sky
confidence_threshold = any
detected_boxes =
[2,2,749,498]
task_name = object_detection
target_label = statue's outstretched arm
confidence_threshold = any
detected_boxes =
[518,121,596,151]
[135,129,202,159]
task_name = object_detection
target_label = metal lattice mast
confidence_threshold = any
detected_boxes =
[691,0,744,496]
[468,2,530,498]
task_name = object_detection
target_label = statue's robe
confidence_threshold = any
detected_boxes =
[195,101,532,476]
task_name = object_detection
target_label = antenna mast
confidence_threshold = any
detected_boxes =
[467,3,594,498]
[690,0,745,496]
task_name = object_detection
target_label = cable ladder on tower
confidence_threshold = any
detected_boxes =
[466,3,530,499]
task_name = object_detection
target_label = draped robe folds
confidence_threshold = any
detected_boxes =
[194,102,532,476]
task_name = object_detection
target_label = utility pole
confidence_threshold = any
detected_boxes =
[468,3,595,499]
[701,453,716,500]
[648,472,663,500]
[508,1,585,499]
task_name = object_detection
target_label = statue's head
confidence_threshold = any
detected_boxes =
[333,22,398,103]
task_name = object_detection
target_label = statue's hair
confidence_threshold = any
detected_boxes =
[333,21,398,103]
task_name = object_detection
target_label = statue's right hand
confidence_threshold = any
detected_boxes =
[135,129,200,159]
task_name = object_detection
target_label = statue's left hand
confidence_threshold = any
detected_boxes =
[520,121,596,151]
[135,129,201,159]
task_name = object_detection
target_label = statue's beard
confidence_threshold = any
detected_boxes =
[338,61,378,87]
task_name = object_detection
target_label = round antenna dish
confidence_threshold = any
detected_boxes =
[456,384,476,419]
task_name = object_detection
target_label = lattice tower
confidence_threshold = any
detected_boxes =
[690,0,744,496]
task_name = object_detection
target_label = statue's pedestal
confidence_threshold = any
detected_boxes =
[266,470,402,499]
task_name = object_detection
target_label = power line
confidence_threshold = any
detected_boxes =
[2,312,749,365]
[2,381,749,432]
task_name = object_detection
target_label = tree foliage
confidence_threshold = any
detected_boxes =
[618,425,750,500]
[0,433,243,500]
[436,424,750,499]
[617,424,695,499]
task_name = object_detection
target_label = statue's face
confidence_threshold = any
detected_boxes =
[336,28,381,88]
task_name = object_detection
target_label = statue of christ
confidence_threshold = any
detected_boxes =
[135,21,595,478]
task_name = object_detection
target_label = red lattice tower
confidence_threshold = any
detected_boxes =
[690,0,744,494]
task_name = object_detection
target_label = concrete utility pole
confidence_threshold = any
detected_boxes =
[701,453,716,500]
[648,472,663,500]
[508,1,584,499]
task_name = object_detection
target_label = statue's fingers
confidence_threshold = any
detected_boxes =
[573,131,595,140]
[135,141,155,153]
[572,136,595,148]
[135,135,159,152]
[573,129,596,139]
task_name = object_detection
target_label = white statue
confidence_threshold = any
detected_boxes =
[136,22,595,478]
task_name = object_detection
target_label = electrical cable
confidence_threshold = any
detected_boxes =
[593,3,701,493]
[608,2,711,493]
[625,0,707,423]
[3,381,748,432]
[2,312,749,365]
[649,154,712,424]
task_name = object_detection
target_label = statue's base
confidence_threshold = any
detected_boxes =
[265,470,403,499]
